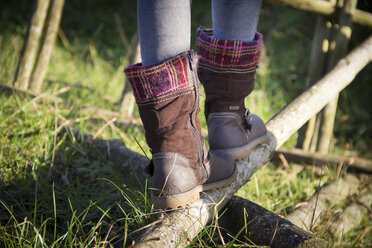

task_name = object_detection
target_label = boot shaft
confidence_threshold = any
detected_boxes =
[199,68,256,118]
[124,51,204,165]
[197,27,263,119]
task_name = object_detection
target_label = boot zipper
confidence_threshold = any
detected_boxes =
[187,51,204,164]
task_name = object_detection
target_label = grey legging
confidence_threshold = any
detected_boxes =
[137,0,262,66]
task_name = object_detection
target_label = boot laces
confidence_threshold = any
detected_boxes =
[243,109,253,132]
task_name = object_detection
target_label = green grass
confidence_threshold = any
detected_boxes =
[1,0,372,247]
[0,94,157,247]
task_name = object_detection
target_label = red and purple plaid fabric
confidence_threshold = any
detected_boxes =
[124,53,192,101]
[197,27,263,70]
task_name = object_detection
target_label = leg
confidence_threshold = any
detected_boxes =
[124,0,236,210]
[137,0,191,65]
[197,0,268,160]
[212,0,262,42]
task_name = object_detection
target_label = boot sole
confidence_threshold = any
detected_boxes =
[211,132,269,161]
[152,166,238,210]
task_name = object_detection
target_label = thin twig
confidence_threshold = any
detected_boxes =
[93,116,118,139]
[336,143,349,179]
[187,237,198,248]
[269,219,279,246]
[104,117,133,145]
[355,199,372,215]
[321,211,343,238]
[133,135,149,159]
[52,82,83,96]
[50,99,58,176]
[102,222,114,246]
[127,240,136,248]
[129,238,160,248]
[214,205,226,246]
[57,28,70,50]
[226,233,250,246]
[278,153,290,172]
[114,13,130,51]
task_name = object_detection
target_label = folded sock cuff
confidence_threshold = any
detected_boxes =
[124,52,194,102]
[197,27,263,71]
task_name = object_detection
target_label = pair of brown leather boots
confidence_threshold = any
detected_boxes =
[124,28,268,210]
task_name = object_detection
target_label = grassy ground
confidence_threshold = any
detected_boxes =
[1,0,372,247]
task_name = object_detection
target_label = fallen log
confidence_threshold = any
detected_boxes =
[286,174,360,230]
[274,148,372,173]
[219,196,328,248]
[264,0,372,29]
[133,35,372,247]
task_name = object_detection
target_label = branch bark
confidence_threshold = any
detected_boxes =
[14,0,51,90]
[353,9,372,28]
[265,0,335,16]
[274,148,372,173]
[30,0,65,93]
[264,0,372,28]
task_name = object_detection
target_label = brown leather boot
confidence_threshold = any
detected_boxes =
[197,27,268,160]
[124,51,237,210]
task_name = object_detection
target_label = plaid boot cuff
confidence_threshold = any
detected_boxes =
[124,52,195,102]
[197,27,263,71]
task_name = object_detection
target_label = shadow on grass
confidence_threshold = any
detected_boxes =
[0,92,153,247]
